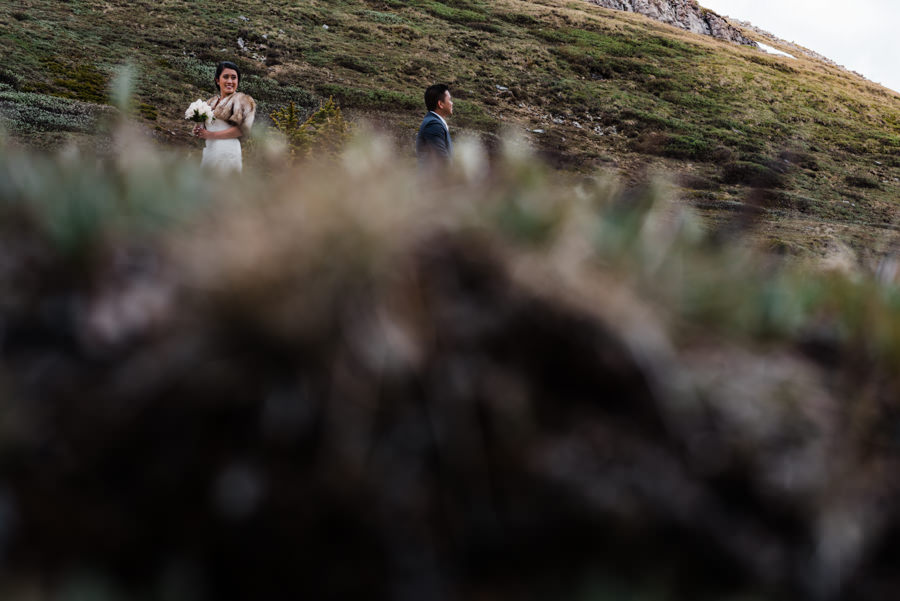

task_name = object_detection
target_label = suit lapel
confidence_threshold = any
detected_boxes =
[435,115,451,155]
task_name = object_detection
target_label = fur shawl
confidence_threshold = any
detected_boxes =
[207,92,256,137]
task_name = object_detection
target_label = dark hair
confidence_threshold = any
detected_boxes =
[424,84,450,112]
[214,61,241,89]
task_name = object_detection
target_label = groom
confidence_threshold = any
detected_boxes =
[416,84,453,168]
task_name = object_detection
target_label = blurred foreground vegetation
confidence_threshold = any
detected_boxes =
[2,129,900,600]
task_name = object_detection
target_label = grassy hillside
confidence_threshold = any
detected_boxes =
[2,0,900,262]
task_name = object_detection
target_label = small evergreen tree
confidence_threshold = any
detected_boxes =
[270,97,351,161]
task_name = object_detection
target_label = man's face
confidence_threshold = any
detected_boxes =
[436,90,453,118]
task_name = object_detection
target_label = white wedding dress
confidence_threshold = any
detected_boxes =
[201,119,243,173]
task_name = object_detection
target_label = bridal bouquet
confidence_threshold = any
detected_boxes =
[185,99,215,124]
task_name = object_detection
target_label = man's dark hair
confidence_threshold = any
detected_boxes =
[424,84,450,112]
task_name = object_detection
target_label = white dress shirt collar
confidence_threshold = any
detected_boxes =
[429,111,449,132]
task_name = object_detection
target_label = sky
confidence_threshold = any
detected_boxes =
[698,0,900,93]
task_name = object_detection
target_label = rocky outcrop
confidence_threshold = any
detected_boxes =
[585,0,755,45]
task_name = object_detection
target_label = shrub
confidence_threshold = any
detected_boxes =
[336,56,377,74]
[0,69,20,89]
[496,11,537,26]
[270,97,352,160]
[629,132,711,160]
[53,64,108,104]
[721,160,785,188]
[663,134,712,160]
[845,175,881,189]
[138,102,158,120]
[779,150,819,171]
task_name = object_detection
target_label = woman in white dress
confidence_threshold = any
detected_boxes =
[193,61,256,173]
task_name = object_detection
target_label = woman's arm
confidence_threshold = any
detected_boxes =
[194,125,243,140]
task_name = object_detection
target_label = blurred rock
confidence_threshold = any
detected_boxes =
[2,140,900,601]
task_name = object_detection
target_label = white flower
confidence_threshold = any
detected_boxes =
[185,99,215,123]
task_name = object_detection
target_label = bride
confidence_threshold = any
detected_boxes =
[193,61,256,173]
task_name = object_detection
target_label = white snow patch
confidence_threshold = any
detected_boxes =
[757,42,796,60]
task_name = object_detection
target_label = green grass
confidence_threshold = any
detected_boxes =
[2,0,900,258]
[0,85,112,134]
[316,83,420,111]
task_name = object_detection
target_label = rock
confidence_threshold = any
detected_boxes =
[584,0,755,45]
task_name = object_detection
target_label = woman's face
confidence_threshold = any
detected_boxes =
[217,68,239,96]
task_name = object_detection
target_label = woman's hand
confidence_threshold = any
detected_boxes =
[193,124,243,140]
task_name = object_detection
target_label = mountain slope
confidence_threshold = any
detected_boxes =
[2,0,900,262]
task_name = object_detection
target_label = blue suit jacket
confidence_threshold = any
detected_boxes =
[415,112,452,165]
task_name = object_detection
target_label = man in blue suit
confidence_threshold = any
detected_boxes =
[416,83,454,168]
